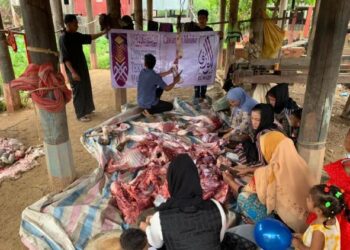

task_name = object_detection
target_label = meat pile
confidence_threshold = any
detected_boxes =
[0,138,27,168]
[105,114,229,224]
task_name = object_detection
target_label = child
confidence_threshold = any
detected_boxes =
[193,9,213,103]
[290,108,302,144]
[323,128,350,250]
[137,54,180,115]
[292,184,350,250]
[120,228,148,250]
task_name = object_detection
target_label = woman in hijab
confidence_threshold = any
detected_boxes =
[266,83,299,136]
[223,131,315,233]
[223,87,258,140]
[141,154,226,250]
[230,104,280,169]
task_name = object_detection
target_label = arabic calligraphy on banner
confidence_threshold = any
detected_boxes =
[109,29,220,88]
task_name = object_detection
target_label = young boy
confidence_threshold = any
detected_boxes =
[193,9,214,103]
[289,108,302,144]
[137,54,180,115]
[120,228,148,250]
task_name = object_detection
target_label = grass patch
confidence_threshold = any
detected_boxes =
[83,38,110,69]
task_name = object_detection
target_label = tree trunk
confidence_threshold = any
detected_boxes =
[224,0,239,76]
[250,0,267,48]
[218,0,226,70]
[297,0,350,182]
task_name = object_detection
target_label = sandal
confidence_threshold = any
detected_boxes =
[78,116,91,122]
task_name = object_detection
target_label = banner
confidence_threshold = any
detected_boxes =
[109,29,220,88]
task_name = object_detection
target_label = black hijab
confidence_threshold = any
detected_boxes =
[266,83,296,114]
[252,103,277,135]
[157,154,211,212]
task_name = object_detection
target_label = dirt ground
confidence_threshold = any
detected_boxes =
[0,69,349,249]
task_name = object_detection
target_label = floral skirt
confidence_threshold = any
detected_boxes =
[236,192,268,223]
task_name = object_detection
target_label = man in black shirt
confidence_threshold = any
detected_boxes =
[192,10,213,103]
[59,14,106,122]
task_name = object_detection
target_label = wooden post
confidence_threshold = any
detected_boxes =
[134,0,143,31]
[297,0,350,182]
[218,0,226,70]
[277,0,288,27]
[50,0,64,42]
[307,0,320,58]
[250,0,267,48]
[107,0,127,112]
[0,11,21,112]
[147,0,153,21]
[85,0,97,69]
[19,0,75,189]
[341,97,350,119]
[224,0,239,76]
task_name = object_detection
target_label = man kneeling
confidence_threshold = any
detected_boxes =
[137,54,180,115]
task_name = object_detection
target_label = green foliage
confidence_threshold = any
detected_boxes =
[83,38,110,69]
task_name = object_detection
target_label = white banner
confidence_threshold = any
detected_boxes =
[109,29,220,88]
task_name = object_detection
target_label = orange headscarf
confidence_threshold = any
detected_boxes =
[259,131,286,163]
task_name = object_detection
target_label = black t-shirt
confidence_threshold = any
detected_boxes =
[191,25,213,32]
[59,31,92,67]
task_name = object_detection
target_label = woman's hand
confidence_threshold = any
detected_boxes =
[235,167,253,176]
[222,170,235,185]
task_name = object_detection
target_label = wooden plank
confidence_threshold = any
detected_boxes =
[134,0,143,30]
[235,74,350,84]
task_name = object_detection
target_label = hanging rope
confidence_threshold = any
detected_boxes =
[11,64,72,113]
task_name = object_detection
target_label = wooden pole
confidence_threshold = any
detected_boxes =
[134,0,143,31]
[147,0,153,21]
[250,0,267,48]
[19,0,75,190]
[307,0,320,58]
[107,0,127,112]
[85,0,97,69]
[224,0,239,76]
[0,11,21,112]
[50,0,64,41]
[277,0,288,27]
[297,0,350,182]
[218,0,226,70]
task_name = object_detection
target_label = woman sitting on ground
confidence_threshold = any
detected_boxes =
[223,131,315,233]
[140,154,227,250]
[266,83,299,136]
[230,103,281,168]
[222,87,258,141]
